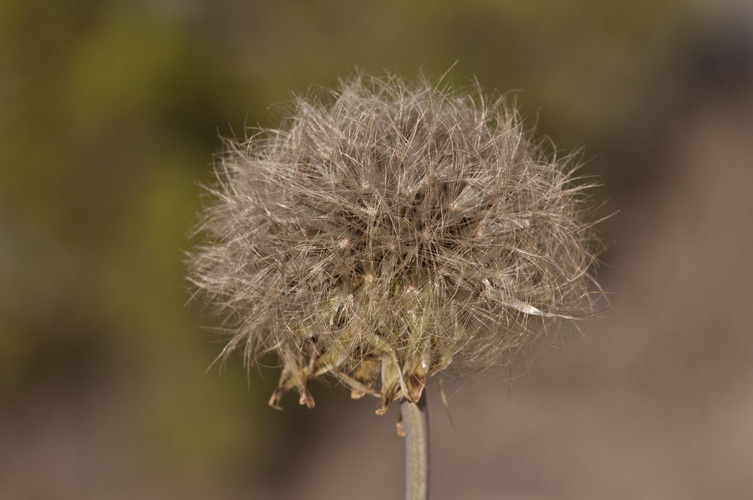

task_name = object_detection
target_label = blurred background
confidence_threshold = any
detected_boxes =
[2,0,753,498]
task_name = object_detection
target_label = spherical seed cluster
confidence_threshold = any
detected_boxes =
[189,74,599,413]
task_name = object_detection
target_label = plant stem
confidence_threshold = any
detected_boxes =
[400,392,429,500]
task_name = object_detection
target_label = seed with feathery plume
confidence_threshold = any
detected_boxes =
[188,73,600,414]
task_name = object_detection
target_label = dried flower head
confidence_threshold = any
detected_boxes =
[189,73,600,413]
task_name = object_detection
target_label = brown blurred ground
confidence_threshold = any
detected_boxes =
[2,1,752,499]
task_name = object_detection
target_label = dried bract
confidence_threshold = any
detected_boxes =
[189,74,600,413]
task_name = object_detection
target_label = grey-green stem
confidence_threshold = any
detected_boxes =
[400,392,429,500]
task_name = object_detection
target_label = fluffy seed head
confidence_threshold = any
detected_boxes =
[189,73,600,412]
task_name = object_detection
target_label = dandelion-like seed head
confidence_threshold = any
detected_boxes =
[189,73,600,413]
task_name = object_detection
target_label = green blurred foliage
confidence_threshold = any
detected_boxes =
[0,0,709,497]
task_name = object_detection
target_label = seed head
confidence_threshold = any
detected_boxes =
[189,73,600,413]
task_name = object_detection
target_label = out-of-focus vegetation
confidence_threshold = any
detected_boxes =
[2,0,751,498]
